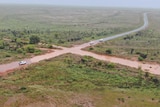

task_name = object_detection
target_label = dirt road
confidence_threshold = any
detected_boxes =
[1,13,160,75]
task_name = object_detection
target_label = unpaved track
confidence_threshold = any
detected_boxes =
[1,13,160,76]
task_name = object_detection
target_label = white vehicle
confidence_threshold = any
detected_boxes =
[89,41,94,45]
[19,61,27,65]
[99,39,104,42]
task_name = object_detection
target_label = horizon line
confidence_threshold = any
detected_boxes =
[0,3,160,10]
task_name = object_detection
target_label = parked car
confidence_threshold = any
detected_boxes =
[19,61,27,65]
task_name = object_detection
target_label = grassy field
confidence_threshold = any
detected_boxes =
[0,5,144,63]
[0,5,143,45]
[1,5,160,107]
[85,10,160,63]
[0,54,160,107]
[0,5,143,31]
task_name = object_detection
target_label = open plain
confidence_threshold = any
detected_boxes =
[0,5,160,107]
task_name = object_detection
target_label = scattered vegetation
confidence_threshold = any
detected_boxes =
[0,54,160,106]
[0,5,160,107]
[85,11,160,63]
[0,5,143,63]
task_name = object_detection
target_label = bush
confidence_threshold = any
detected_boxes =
[150,58,154,60]
[5,54,11,57]
[0,41,4,49]
[0,45,4,49]
[105,49,112,54]
[81,56,93,63]
[34,49,41,55]
[136,52,141,54]
[48,45,53,49]
[89,47,93,50]
[97,61,102,66]
[58,39,64,44]
[17,48,23,53]
[29,35,40,44]
[138,56,144,61]
[150,76,159,85]
[25,45,35,53]
[140,53,147,59]
[107,63,115,68]
[20,86,27,90]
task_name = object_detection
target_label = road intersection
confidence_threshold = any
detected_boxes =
[1,13,160,75]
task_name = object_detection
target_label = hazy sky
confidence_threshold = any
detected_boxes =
[0,0,159,8]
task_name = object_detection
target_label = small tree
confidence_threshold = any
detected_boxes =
[130,48,134,54]
[17,48,23,53]
[55,33,58,38]
[144,72,149,78]
[29,35,40,44]
[25,45,35,53]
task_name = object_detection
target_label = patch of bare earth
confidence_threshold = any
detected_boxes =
[3,94,56,107]
[69,94,95,107]
[22,102,56,107]
[3,94,29,107]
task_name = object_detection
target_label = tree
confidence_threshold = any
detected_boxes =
[25,45,35,53]
[54,33,58,38]
[130,48,134,54]
[16,38,23,49]
[29,35,40,44]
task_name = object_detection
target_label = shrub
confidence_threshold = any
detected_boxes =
[150,57,154,60]
[107,63,115,68]
[17,48,23,53]
[130,48,134,54]
[20,86,27,90]
[25,45,35,53]
[140,53,147,59]
[0,45,4,49]
[117,98,125,103]
[144,72,149,78]
[138,56,144,61]
[58,39,64,44]
[5,54,11,57]
[23,51,26,55]
[29,35,40,44]
[0,41,4,49]
[89,47,93,50]
[136,52,141,54]
[80,56,94,65]
[97,61,102,66]
[150,76,159,85]
[105,49,112,54]
[48,45,53,49]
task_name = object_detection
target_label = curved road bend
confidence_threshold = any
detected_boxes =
[78,13,148,48]
[1,13,160,75]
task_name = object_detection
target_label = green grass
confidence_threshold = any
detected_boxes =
[0,5,145,63]
[0,54,160,107]
[0,5,160,106]
[0,5,143,31]
[85,11,160,63]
